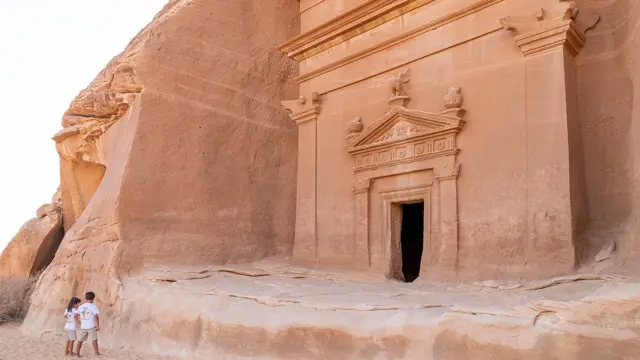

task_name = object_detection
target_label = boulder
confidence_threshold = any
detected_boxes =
[0,194,63,278]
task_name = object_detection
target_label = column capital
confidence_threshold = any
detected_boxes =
[435,162,460,181]
[352,178,373,194]
[281,92,321,125]
[500,1,600,58]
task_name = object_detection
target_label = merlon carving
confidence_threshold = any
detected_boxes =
[500,1,599,37]
[499,8,546,34]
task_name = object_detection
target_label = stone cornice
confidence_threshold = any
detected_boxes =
[500,1,599,58]
[278,0,434,61]
[294,0,503,84]
[515,19,585,57]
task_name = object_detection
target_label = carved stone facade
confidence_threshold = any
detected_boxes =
[280,0,602,281]
[341,83,466,277]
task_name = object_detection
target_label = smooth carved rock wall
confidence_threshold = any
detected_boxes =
[282,0,640,280]
[285,0,595,280]
[575,0,640,267]
[25,0,299,328]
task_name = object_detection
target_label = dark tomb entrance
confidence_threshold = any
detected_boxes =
[400,202,424,282]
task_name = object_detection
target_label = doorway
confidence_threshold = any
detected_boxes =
[400,202,424,282]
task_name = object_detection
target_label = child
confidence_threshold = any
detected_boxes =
[64,297,82,356]
[75,292,101,357]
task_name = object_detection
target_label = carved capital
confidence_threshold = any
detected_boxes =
[500,1,599,58]
[353,178,373,194]
[435,162,460,181]
[281,92,321,125]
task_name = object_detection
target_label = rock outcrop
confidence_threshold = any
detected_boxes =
[22,259,640,359]
[8,0,640,359]
[0,192,64,278]
[24,0,300,336]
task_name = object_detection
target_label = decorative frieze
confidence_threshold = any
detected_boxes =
[354,136,457,171]
[278,0,434,61]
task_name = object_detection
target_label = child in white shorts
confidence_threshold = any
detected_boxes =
[64,297,82,356]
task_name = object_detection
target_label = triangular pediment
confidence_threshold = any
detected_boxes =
[346,106,465,153]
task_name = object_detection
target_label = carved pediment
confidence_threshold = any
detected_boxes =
[346,106,465,154]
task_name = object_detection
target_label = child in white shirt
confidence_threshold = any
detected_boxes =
[75,291,101,356]
[63,297,81,356]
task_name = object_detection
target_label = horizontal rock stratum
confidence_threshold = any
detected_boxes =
[21,259,640,359]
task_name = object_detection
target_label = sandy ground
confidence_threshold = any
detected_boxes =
[0,323,176,360]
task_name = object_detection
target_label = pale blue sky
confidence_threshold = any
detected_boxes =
[0,1,167,252]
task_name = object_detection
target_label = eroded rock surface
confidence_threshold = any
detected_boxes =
[0,192,63,278]
[12,0,640,359]
[25,0,300,337]
[22,257,640,359]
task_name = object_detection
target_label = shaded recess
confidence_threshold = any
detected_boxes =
[400,202,424,283]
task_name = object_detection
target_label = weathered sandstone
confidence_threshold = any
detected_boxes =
[25,0,299,334]
[21,258,640,359]
[5,0,640,359]
[0,192,63,278]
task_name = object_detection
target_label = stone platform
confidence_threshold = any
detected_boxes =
[23,257,640,359]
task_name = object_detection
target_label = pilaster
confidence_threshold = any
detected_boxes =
[501,1,597,275]
[282,93,321,263]
[434,159,460,271]
[352,178,373,268]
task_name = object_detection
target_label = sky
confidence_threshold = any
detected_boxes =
[0,1,168,252]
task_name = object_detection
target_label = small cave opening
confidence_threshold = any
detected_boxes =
[29,219,66,276]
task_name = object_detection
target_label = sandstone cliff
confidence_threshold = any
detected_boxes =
[576,0,640,268]
[23,0,300,335]
[2,0,639,359]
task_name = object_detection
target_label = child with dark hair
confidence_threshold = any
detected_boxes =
[75,291,101,357]
[64,297,82,356]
